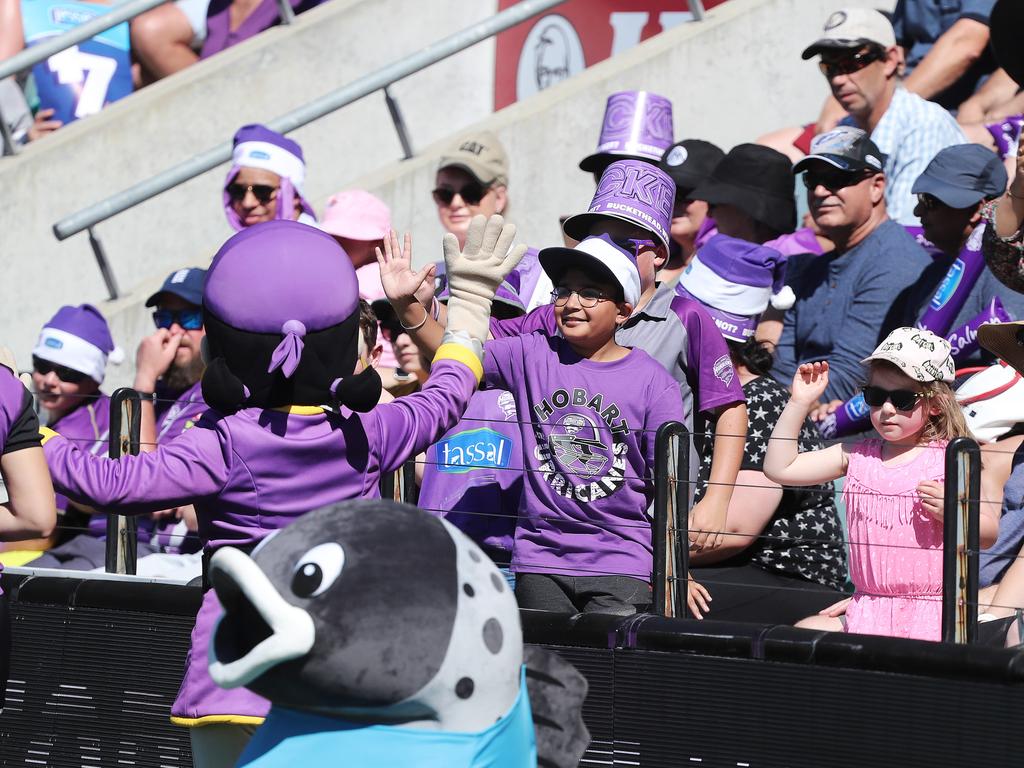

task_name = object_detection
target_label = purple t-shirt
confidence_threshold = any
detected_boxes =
[48,394,114,537]
[0,366,27,455]
[44,361,477,551]
[418,389,523,558]
[490,286,744,427]
[200,0,324,58]
[483,333,684,581]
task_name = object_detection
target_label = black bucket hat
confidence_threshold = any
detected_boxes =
[691,144,797,235]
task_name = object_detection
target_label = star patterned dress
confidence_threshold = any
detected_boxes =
[698,375,847,590]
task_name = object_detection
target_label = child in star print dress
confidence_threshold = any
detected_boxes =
[765,328,1000,641]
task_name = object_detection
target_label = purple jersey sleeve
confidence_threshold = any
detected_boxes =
[368,359,478,472]
[670,296,745,413]
[482,335,524,392]
[642,379,688,479]
[44,419,230,514]
[489,304,557,339]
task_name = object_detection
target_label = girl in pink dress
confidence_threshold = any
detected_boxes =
[764,327,1000,641]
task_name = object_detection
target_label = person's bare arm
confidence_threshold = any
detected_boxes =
[133,329,182,453]
[815,94,848,134]
[0,446,56,539]
[957,68,1020,123]
[689,401,747,550]
[902,18,991,102]
[0,0,25,61]
[689,469,782,564]
[994,132,1024,238]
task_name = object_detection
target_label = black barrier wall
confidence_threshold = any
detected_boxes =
[4,573,1024,768]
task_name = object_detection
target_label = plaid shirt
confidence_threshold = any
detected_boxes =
[842,87,965,226]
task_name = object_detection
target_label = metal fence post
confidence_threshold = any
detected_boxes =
[653,421,690,618]
[276,0,295,25]
[941,437,981,644]
[0,101,17,156]
[402,458,419,506]
[689,0,706,21]
[383,86,414,160]
[88,227,119,300]
[106,388,141,575]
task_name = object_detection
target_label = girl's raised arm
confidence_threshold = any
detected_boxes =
[764,362,848,486]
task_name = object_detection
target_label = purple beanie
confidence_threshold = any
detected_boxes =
[676,234,791,342]
[223,124,316,231]
[32,304,123,384]
[562,159,676,250]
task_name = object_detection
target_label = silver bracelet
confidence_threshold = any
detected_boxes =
[399,305,429,332]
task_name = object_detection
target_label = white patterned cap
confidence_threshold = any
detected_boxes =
[862,327,955,383]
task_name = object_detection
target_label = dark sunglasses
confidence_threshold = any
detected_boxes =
[551,286,614,308]
[33,356,90,384]
[802,168,870,192]
[153,308,203,331]
[226,183,279,204]
[916,193,944,212]
[432,181,490,207]
[819,46,886,79]
[862,385,924,412]
[610,236,658,256]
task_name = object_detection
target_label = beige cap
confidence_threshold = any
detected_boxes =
[437,130,509,187]
[801,8,896,60]
[862,327,955,383]
[979,321,1024,375]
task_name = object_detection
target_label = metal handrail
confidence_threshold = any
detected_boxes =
[653,421,690,618]
[52,0,568,243]
[0,0,296,154]
[107,387,142,575]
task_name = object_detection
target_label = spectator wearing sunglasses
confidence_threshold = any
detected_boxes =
[223,124,316,231]
[772,127,940,419]
[27,305,148,570]
[759,8,964,226]
[433,131,551,312]
[912,144,1024,364]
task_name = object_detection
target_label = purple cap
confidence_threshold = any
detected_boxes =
[231,124,305,171]
[675,234,790,341]
[33,304,124,384]
[579,91,675,172]
[562,159,676,250]
[204,221,359,334]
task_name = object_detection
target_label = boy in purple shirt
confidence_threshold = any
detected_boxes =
[40,217,522,765]
[487,234,684,614]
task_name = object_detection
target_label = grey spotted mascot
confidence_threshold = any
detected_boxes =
[207,499,589,767]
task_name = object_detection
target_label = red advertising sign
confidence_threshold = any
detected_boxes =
[495,0,730,110]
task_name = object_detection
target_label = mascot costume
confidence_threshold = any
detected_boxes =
[41,215,524,766]
[208,499,590,767]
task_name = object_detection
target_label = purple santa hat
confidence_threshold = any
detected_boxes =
[579,90,675,174]
[202,220,380,413]
[562,159,676,251]
[32,304,123,384]
[675,234,792,342]
[223,124,317,232]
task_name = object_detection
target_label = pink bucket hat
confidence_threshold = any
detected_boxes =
[319,190,391,241]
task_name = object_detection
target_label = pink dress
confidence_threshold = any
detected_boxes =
[843,439,946,641]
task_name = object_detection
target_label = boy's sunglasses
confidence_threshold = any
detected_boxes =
[551,286,614,308]
[153,308,203,331]
[33,356,90,384]
[610,236,658,256]
[802,168,870,192]
[226,183,278,204]
[432,182,490,206]
[862,385,924,412]
[818,46,886,79]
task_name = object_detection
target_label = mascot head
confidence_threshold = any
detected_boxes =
[201,220,381,413]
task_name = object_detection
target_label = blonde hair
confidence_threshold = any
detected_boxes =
[868,361,973,443]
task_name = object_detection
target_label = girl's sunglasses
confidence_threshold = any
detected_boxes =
[226,183,279,204]
[32,356,90,384]
[862,385,924,411]
[432,182,490,206]
[153,308,203,331]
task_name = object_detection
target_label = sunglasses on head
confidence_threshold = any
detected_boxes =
[819,46,886,79]
[33,356,90,384]
[226,183,279,204]
[432,181,490,207]
[153,308,203,331]
[862,385,924,411]
[551,286,615,308]
[802,167,870,192]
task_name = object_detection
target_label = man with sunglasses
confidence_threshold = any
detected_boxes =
[772,127,940,419]
[761,7,964,227]
[911,143,1024,364]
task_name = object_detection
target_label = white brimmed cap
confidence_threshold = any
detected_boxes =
[538,234,641,306]
[802,8,896,60]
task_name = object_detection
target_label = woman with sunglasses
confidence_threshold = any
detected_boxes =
[765,327,1001,641]
[223,124,317,231]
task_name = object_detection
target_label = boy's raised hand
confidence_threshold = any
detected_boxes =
[792,361,829,407]
[442,214,526,344]
[376,230,436,310]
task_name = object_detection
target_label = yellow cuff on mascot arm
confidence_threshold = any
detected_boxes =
[434,343,484,384]
[39,427,60,445]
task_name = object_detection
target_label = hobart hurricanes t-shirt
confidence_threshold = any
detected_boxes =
[483,333,684,581]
